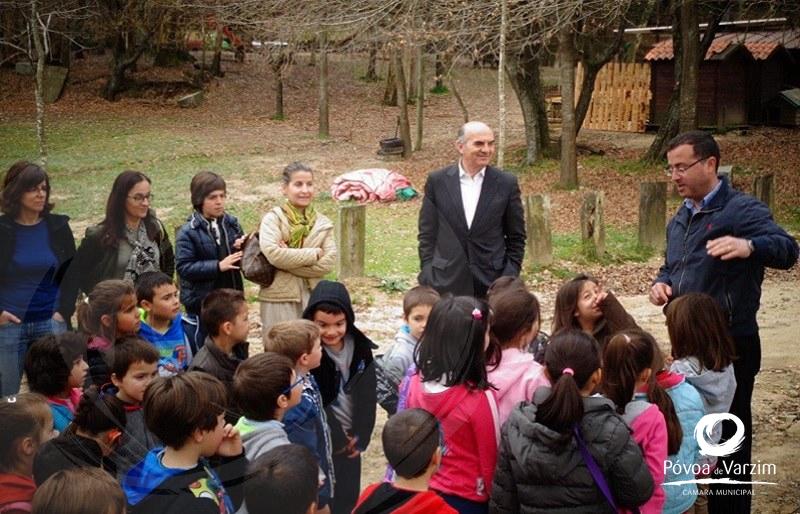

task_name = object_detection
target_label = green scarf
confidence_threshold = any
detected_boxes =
[282,201,317,248]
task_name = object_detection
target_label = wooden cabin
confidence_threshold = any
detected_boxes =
[645,31,800,129]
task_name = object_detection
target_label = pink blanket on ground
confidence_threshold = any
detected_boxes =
[331,168,413,203]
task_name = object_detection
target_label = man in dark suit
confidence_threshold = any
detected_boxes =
[417,121,526,297]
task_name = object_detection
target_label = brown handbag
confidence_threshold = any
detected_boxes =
[240,232,276,287]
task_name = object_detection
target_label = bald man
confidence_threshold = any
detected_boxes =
[417,122,526,297]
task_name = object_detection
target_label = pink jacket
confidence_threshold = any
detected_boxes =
[487,348,550,425]
[406,375,499,503]
[621,400,667,514]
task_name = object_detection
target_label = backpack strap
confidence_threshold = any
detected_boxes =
[0,501,32,513]
[574,424,618,511]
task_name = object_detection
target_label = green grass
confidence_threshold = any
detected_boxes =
[552,228,654,265]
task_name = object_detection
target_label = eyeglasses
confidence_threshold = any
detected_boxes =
[128,193,153,203]
[282,375,305,396]
[664,156,709,176]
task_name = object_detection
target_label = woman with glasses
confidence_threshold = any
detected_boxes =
[0,161,77,396]
[71,170,174,298]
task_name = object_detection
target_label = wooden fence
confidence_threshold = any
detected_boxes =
[576,61,652,133]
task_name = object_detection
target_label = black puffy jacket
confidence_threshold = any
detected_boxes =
[175,211,244,315]
[490,389,654,514]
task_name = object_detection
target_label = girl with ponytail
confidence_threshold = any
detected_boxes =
[602,329,679,514]
[490,329,653,513]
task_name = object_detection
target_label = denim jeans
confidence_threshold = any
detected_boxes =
[0,317,66,396]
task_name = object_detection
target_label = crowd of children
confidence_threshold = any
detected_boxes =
[0,169,741,514]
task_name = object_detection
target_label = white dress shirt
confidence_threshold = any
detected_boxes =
[459,162,485,229]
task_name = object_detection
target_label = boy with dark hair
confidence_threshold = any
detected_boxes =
[189,288,249,421]
[122,371,245,514]
[302,280,377,514]
[232,352,302,460]
[353,409,456,514]
[107,336,160,478]
[176,171,245,353]
[376,286,439,415]
[244,444,319,514]
[266,319,334,513]
[24,333,88,432]
[135,271,191,376]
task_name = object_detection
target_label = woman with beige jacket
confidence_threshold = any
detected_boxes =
[258,162,337,340]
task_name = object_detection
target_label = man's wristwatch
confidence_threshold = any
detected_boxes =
[747,239,755,255]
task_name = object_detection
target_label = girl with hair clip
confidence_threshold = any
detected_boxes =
[486,287,549,426]
[33,385,126,486]
[77,279,140,387]
[603,329,682,514]
[490,329,653,513]
[552,274,639,348]
[666,293,736,513]
[71,170,174,297]
[0,393,56,514]
[405,296,499,514]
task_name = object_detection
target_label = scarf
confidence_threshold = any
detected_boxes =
[281,201,316,249]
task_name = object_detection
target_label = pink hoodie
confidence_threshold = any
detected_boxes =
[621,400,667,514]
[487,348,550,425]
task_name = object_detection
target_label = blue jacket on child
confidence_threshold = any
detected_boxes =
[175,211,244,316]
[658,370,705,514]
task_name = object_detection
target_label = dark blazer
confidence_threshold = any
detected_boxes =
[417,164,526,297]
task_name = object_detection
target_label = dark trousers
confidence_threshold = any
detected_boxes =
[330,452,361,514]
[437,492,488,514]
[709,333,760,514]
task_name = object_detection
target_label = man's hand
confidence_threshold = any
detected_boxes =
[0,310,21,325]
[649,282,672,306]
[233,236,246,250]
[706,236,753,261]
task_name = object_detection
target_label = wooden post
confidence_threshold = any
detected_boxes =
[638,182,667,252]
[580,191,605,259]
[752,174,775,212]
[336,205,366,279]
[525,194,553,267]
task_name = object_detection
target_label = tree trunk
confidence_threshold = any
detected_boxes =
[383,54,397,106]
[210,24,223,77]
[575,64,600,133]
[558,28,578,189]
[678,0,699,131]
[30,0,47,166]
[434,53,445,91]
[506,47,549,164]
[393,48,412,158]
[497,0,508,168]
[414,45,424,151]
[318,30,329,138]
[449,70,469,123]
[274,68,284,119]
[405,45,415,101]
[365,44,378,81]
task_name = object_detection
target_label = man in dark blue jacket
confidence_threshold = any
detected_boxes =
[650,131,798,513]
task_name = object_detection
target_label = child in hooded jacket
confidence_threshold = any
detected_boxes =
[602,329,684,514]
[486,287,549,426]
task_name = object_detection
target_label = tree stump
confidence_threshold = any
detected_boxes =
[337,204,366,279]
[752,174,775,212]
[580,191,605,259]
[177,91,204,108]
[525,194,553,267]
[638,182,667,252]
[718,165,733,184]
[42,65,68,103]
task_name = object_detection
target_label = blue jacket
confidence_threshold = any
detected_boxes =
[655,177,798,338]
[175,211,244,315]
[658,371,704,514]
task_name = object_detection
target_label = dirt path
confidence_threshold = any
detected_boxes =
[342,276,799,513]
